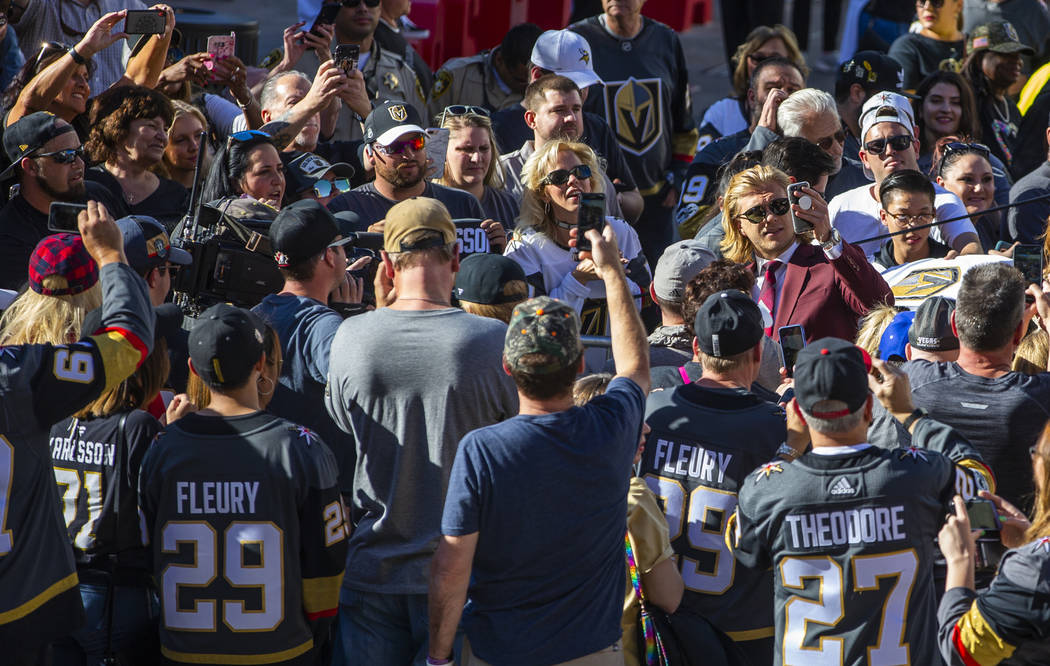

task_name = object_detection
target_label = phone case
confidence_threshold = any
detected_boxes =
[425,128,450,181]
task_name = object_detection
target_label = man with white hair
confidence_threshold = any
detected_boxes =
[828,92,981,256]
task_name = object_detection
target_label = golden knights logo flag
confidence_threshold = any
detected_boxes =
[603,77,663,156]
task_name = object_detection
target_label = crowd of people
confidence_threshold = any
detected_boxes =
[3,0,1050,665]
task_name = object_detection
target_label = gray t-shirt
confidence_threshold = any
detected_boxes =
[324,307,518,593]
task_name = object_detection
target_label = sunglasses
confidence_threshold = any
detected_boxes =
[738,198,790,224]
[884,210,935,228]
[917,0,945,7]
[341,0,381,7]
[438,105,490,125]
[944,141,990,158]
[747,52,778,64]
[374,134,426,155]
[313,178,352,198]
[36,146,85,164]
[816,130,846,151]
[33,41,71,74]
[157,265,179,277]
[541,164,592,186]
[863,134,913,155]
[228,129,271,147]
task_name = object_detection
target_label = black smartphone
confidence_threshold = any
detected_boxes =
[48,202,86,234]
[311,3,341,36]
[1014,244,1043,285]
[124,9,167,35]
[334,44,360,76]
[453,219,490,257]
[575,193,606,254]
[965,498,1001,531]
[787,181,813,234]
[778,324,806,378]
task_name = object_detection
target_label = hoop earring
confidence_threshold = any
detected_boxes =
[544,200,552,217]
[257,375,275,396]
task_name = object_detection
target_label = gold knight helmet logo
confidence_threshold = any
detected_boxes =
[604,77,662,155]
[388,104,407,122]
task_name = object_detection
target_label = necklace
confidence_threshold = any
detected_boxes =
[991,95,1011,122]
[396,297,451,307]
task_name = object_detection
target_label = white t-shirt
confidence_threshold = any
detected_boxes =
[828,181,976,256]
[700,98,748,138]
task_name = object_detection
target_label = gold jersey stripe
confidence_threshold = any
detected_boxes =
[161,638,313,664]
[725,626,775,641]
[302,572,344,614]
[0,571,79,624]
[953,600,1016,665]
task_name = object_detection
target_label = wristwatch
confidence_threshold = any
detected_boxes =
[902,407,928,431]
[777,442,802,460]
[820,227,841,252]
[68,47,89,66]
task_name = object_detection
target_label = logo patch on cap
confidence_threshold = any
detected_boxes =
[387,104,407,122]
[298,154,329,176]
[578,47,590,65]
[146,233,169,258]
[18,144,27,152]
[973,36,989,48]
[1005,23,1020,42]
[862,61,876,82]
[274,251,290,267]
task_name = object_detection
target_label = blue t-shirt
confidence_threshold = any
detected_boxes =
[441,376,645,665]
[252,293,351,490]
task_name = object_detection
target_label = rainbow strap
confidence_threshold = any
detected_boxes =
[625,532,669,666]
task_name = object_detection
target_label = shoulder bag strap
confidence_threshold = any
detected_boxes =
[625,531,669,666]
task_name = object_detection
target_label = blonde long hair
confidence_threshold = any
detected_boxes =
[436,112,505,190]
[0,284,102,346]
[517,140,605,239]
[720,166,791,264]
[1027,422,1050,541]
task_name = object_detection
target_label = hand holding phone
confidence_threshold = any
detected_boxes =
[205,33,236,81]
[48,202,87,234]
[788,181,813,234]
[334,44,359,76]
[124,8,166,35]
[311,3,341,36]
[965,498,1002,531]
[575,193,606,254]
[778,325,806,377]
[1014,244,1043,285]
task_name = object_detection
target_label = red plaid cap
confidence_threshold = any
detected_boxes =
[28,233,99,296]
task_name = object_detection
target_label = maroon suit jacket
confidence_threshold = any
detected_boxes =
[769,241,893,343]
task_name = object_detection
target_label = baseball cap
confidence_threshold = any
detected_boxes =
[188,303,267,388]
[909,296,959,351]
[653,240,716,303]
[860,91,917,142]
[837,51,915,99]
[363,100,426,146]
[879,310,916,362]
[285,151,355,195]
[383,198,456,252]
[116,215,192,274]
[0,112,76,180]
[28,233,99,296]
[794,337,872,417]
[270,200,352,267]
[455,253,527,304]
[504,296,582,373]
[694,290,764,357]
[530,29,604,90]
[969,21,1034,56]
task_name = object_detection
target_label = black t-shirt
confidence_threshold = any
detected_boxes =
[48,409,161,572]
[480,186,520,228]
[888,33,965,90]
[85,166,190,231]
[975,92,1024,178]
[327,180,484,227]
[873,236,952,268]
[490,109,638,189]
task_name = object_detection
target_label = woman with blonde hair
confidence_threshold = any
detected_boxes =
[700,25,808,142]
[160,99,210,190]
[937,421,1050,664]
[436,109,519,228]
[504,140,649,335]
[0,234,102,346]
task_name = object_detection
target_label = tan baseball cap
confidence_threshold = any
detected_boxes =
[383,197,456,252]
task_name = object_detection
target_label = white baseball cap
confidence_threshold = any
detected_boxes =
[859,91,917,143]
[530,30,604,90]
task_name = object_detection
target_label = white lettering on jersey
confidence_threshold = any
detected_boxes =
[176,481,260,515]
[784,506,906,549]
[652,438,732,484]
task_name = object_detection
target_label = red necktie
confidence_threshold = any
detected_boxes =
[759,260,781,337]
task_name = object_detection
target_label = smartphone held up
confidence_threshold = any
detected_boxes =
[575,193,606,256]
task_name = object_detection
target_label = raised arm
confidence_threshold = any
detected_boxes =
[120,4,175,90]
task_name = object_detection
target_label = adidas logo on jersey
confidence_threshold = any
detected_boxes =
[830,477,856,496]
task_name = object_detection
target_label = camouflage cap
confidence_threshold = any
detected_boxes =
[969,21,1034,56]
[504,296,582,373]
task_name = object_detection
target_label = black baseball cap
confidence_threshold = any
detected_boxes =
[116,215,192,274]
[909,296,959,351]
[0,112,76,180]
[837,51,916,99]
[454,253,527,304]
[363,100,425,146]
[794,338,871,417]
[189,303,267,388]
[270,200,353,268]
[694,290,764,357]
[284,151,355,195]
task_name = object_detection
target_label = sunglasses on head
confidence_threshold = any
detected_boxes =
[747,52,777,64]
[36,146,85,164]
[341,0,381,7]
[374,134,426,155]
[816,130,846,151]
[438,105,490,125]
[313,178,352,198]
[228,130,271,147]
[944,141,990,158]
[541,164,592,186]
[34,41,71,73]
[864,134,913,155]
[737,198,790,224]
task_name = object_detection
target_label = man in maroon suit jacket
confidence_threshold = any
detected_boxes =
[722,165,893,343]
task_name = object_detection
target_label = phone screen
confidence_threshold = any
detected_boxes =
[425,128,450,181]
[779,325,806,377]
[334,44,359,75]
[48,202,86,234]
[965,498,1001,531]
[576,193,606,253]
[1014,244,1043,285]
